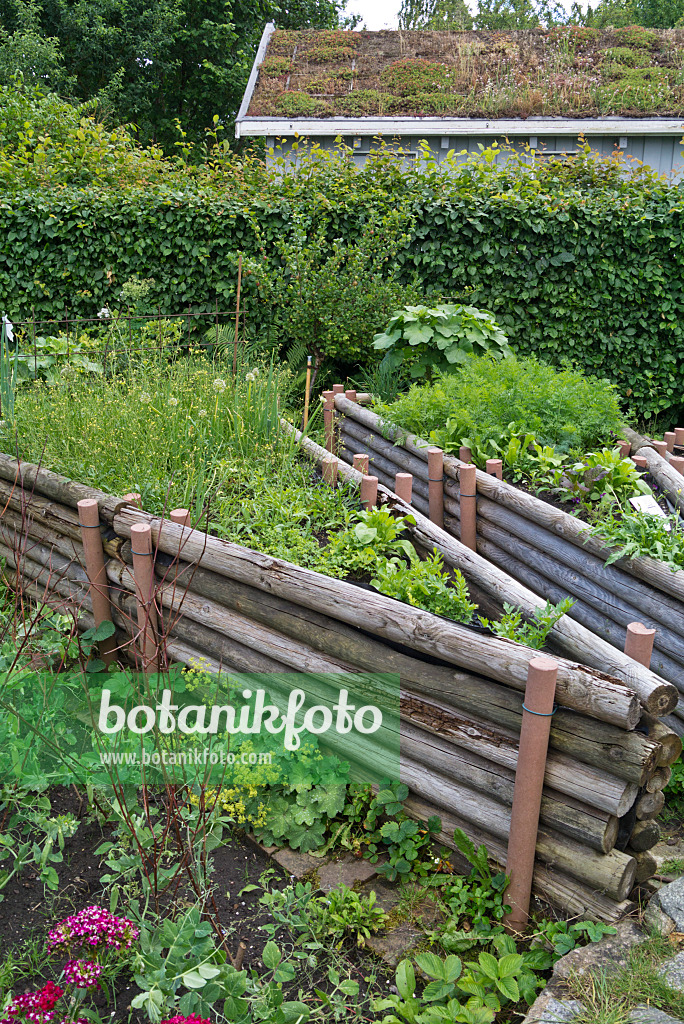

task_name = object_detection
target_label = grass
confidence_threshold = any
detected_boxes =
[568,933,684,1024]
[661,858,684,875]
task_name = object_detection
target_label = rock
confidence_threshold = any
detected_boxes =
[629,1006,684,1024]
[366,921,424,968]
[659,951,684,990]
[272,848,323,879]
[655,878,684,932]
[317,854,378,892]
[644,900,676,938]
[522,981,584,1024]
[553,922,647,982]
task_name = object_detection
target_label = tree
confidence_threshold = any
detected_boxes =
[0,0,351,151]
[398,0,473,30]
[583,0,684,26]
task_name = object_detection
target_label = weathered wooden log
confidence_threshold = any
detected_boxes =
[628,819,661,852]
[635,790,665,819]
[403,794,637,922]
[340,419,429,481]
[473,494,684,645]
[468,528,684,694]
[632,445,684,516]
[397,755,636,901]
[663,713,684,737]
[641,714,683,766]
[119,543,657,794]
[338,431,430,500]
[644,767,672,793]
[281,421,365,489]
[111,507,641,729]
[400,720,619,853]
[627,849,658,883]
[383,492,675,717]
[337,446,430,517]
[334,398,684,606]
[0,453,125,525]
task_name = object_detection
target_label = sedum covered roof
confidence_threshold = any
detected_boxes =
[245,26,684,120]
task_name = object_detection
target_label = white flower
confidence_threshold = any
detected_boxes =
[97,307,111,320]
[140,392,152,404]
[1,315,13,342]
[251,367,259,378]
[213,378,227,394]
[319,395,326,404]
[0,421,7,429]
[198,409,208,418]
[168,396,179,407]
[245,372,255,383]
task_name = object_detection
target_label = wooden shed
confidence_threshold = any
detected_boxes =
[235,24,684,176]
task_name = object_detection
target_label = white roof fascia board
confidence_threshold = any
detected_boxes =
[237,116,684,137]
[235,21,276,138]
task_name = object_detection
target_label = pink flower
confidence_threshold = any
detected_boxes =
[161,1016,212,1024]
[62,962,102,990]
[47,906,139,955]
[0,981,64,1024]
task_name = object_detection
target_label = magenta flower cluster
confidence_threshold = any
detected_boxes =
[47,906,139,954]
[161,1016,211,1024]
[62,962,102,990]
[0,981,63,1024]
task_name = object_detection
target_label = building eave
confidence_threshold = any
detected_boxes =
[234,21,276,137]
[235,116,684,138]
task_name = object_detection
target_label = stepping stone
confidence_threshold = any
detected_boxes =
[656,879,684,933]
[553,922,646,981]
[366,921,424,968]
[629,1005,684,1024]
[659,951,684,991]
[317,853,378,892]
[272,848,325,879]
[522,982,584,1024]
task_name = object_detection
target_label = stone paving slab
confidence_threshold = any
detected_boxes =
[366,921,424,968]
[657,880,684,933]
[317,854,378,892]
[629,1004,684,1024]
[552,922,646,981]
[272,847,324,879]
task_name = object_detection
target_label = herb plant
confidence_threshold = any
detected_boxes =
[589,508,684,571]
[479,598,575,650]
[371,551,476,624]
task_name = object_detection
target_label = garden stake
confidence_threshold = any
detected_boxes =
[652,440,668,457]
[122,493,142,508]
[670,456,684,475]
[428,447,444,529]
[353,453,369,475]
[618,440,631,458]
[504,656,558,933]
[395,472,413,503]
[303,356,312,430]
[345,389,357,402]
[665,432,676,453]
[322,455,338,488]
[322,391,334,453]
[459,464,477,551]
[360,474,378,510]
[170,509,191,527]
[77,498,116,666]
[632,456,648,469]
[624,622,656,668]
[486,458,503,480]
[459,445,472,464]
[233,257,242,374]
[130,522,159,672]
[676,427,684,447]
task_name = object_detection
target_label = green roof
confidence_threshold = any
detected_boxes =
[246,26,684,119]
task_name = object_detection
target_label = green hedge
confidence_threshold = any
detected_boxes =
[1,147,684,422]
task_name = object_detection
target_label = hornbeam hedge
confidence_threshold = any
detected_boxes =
[1,143,683,422]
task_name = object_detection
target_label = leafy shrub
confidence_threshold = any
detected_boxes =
[379,356,622,454]
[371,550,477,623]
[373,304,511,379]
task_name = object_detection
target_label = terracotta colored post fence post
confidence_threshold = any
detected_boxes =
[504,656,558,933]
[459,464,477,551]
[169,509,191,527]
[486,458,503,480]
[395,472,413,504]
[303,356,312,431]
[360,475,378,510]
[77,498,116,666]
[130,522,159,673]
[664,432,676,453]
[624,622,655,668]
[428,447,444,528]
[353,453,369,475]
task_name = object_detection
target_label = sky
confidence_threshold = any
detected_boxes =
[346,0,401,29]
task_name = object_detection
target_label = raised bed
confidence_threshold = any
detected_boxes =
[0,451,680,924]
[333,395,684,738]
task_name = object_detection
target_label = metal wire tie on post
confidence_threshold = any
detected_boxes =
[521,703,558,716]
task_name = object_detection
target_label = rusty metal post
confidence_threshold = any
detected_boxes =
[503,656,558,933]
[395,472,413,503]
[303,356,312,430]
[459,464,477,551]
[344,388,357,402]
[428,447,444,529]
[322,455,338,488]
[77,499,116,666]
[322,390,334,453]
[486,458,503,480]
[353,453,369,475]
[360,475,378,510]
[459,445,472,464]
[664,431,676,453]
[625,622,656,668]
[170,509,191,527]
[130,522,159,673]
